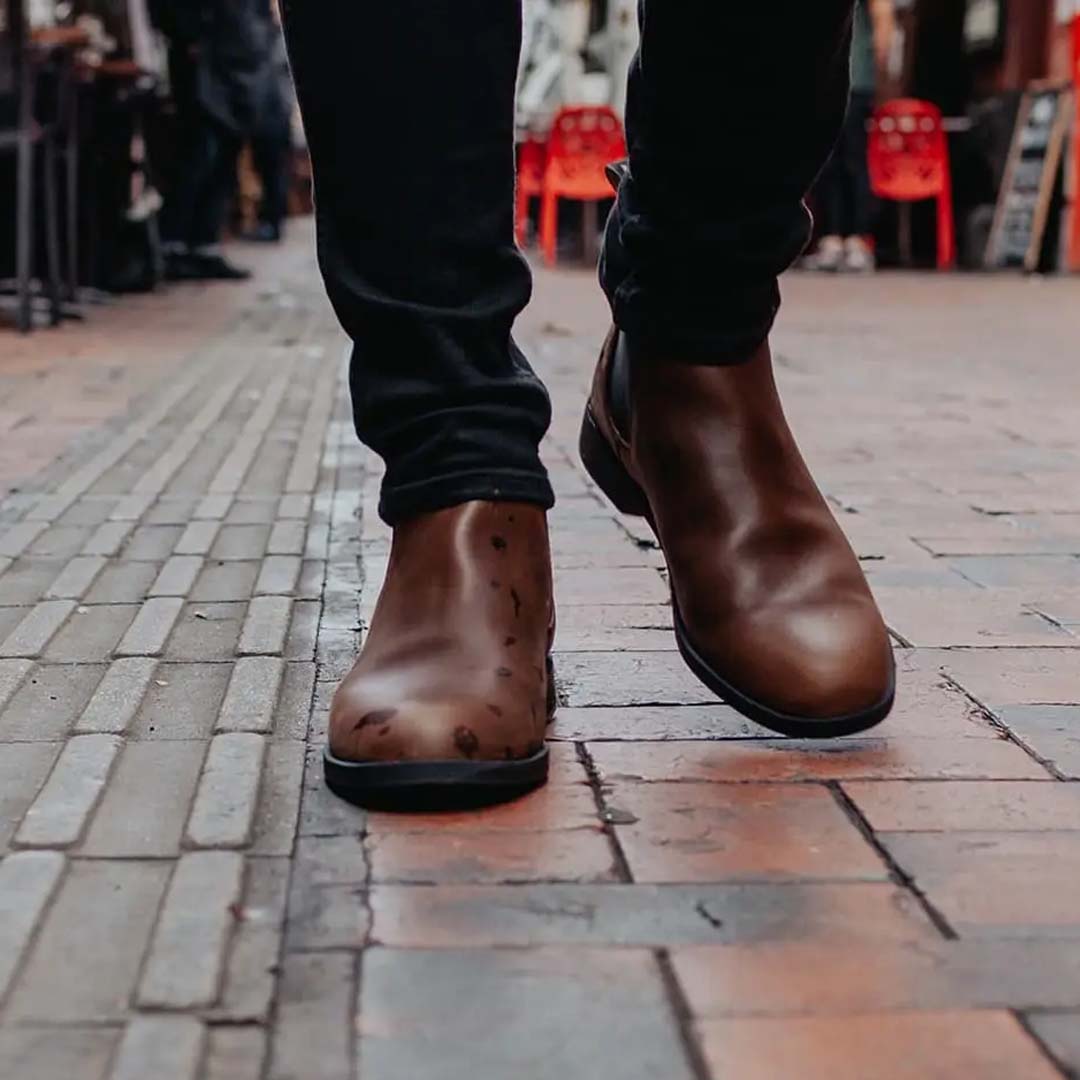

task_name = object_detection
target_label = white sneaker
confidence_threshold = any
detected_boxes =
[802,235,845,272]
[843,236,876,273]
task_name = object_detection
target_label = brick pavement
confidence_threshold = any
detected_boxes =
[1,231,1080,1078]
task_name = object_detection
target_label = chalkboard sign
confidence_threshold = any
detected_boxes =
[986,84,1073,271]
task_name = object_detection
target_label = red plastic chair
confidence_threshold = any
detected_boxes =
[515,135,547,247]
[867,99,955,270]
[539,105,627,266]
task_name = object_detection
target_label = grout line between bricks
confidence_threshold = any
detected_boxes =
[827,781,958,941]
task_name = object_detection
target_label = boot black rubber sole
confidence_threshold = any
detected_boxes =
[323,659,557,811]
[579,406,894,739]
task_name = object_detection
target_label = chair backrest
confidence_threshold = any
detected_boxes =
[518,134,547,196]
[868,98,950,203]
[543,105,627,199]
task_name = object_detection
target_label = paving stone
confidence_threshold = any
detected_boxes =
[993,704,1080,778]
[297,744,366,839]
[7,859,170,1022]
[273,661,316,740]
[238,596,293,655]
[882,832,1080,937]
[358,948,695,1080]
[0,662,105,741]
[695,1011,1062,1080]
[204,1027,266,1080]
[843,779,1080,832]
[268,951,354,1080]
[255,555,302,595]
[284,834,369,951]
[14,734,122,847]
[1026,1011,1080,1076]
[0,743,58,850]
[80,741,206,855]
[365,780,597,836]
[0,850,65,999]
[126,661,229,739]
[368,828,617,886]
[175,519,222,555]
[0,558,65,605]
[554,704,762,741]
[0,599,76,657]
[278,494,312,519]
[83,560,160,604]
[217,656,286,733]
[191,559,260,602]
[81,520,135,557]
[110,490,158,521]
[227,498,279,525]
[670,938,1080,1017]
[45,603,139,662]
[149,554,204,597]
[213,857,290,1022]
[212,524,271,561]
[194,493,234,520]
[114,596,183,656]
[138,851,245,1008]
[369,881,934,948]
[28,524,95,559]
[0,521,47,557]
[940,648,1080,708]
[267,520,307,557]
[44,555,107,600]
[109,1016,206,1080]
[589,737,1049,784]
[0,655,33,711]
[297,558,325,600]
[606,780,884,883]
[284,599,320,659]
[75,657,157,734]
[0,1027,119,1080]
[165,601,246,661]
[252,741,306,855]
[185,733,267,848]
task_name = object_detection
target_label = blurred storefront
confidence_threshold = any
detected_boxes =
[885,0,1079,269]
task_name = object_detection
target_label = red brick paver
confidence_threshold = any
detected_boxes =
[2,235,1080,1077]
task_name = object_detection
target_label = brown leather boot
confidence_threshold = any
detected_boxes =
[324,501,555,808]
[580,330,894,737]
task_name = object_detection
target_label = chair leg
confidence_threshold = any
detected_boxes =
[65,135,80,301]
[43,140,64,325]
[514,187,528,248]
[15,133,34,333]
[539,190,558,266]
[936,191,956,271]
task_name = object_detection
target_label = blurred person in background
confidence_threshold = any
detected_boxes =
[805,0,896,272]
[280,2,895,811]
[243,0,293,244]
[152,0,275,279]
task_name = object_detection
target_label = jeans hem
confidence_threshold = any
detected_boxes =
[379,469,555,526]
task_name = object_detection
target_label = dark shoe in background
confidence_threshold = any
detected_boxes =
[581,330,895,738]
[241,223,283,244]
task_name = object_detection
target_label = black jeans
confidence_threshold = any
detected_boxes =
[280,2,854,524]
[816,89,876,239]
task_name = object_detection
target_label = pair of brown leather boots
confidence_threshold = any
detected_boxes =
[324,333,895,809]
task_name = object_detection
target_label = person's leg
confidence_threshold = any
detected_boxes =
[280,0,552,525]
[279,0,555,808]
[602,2,856,357]
[185,127,251,280]
[843,90,878,271]
[584,1,895,735]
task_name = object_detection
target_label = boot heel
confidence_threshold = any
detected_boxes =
[579,408,650,518]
